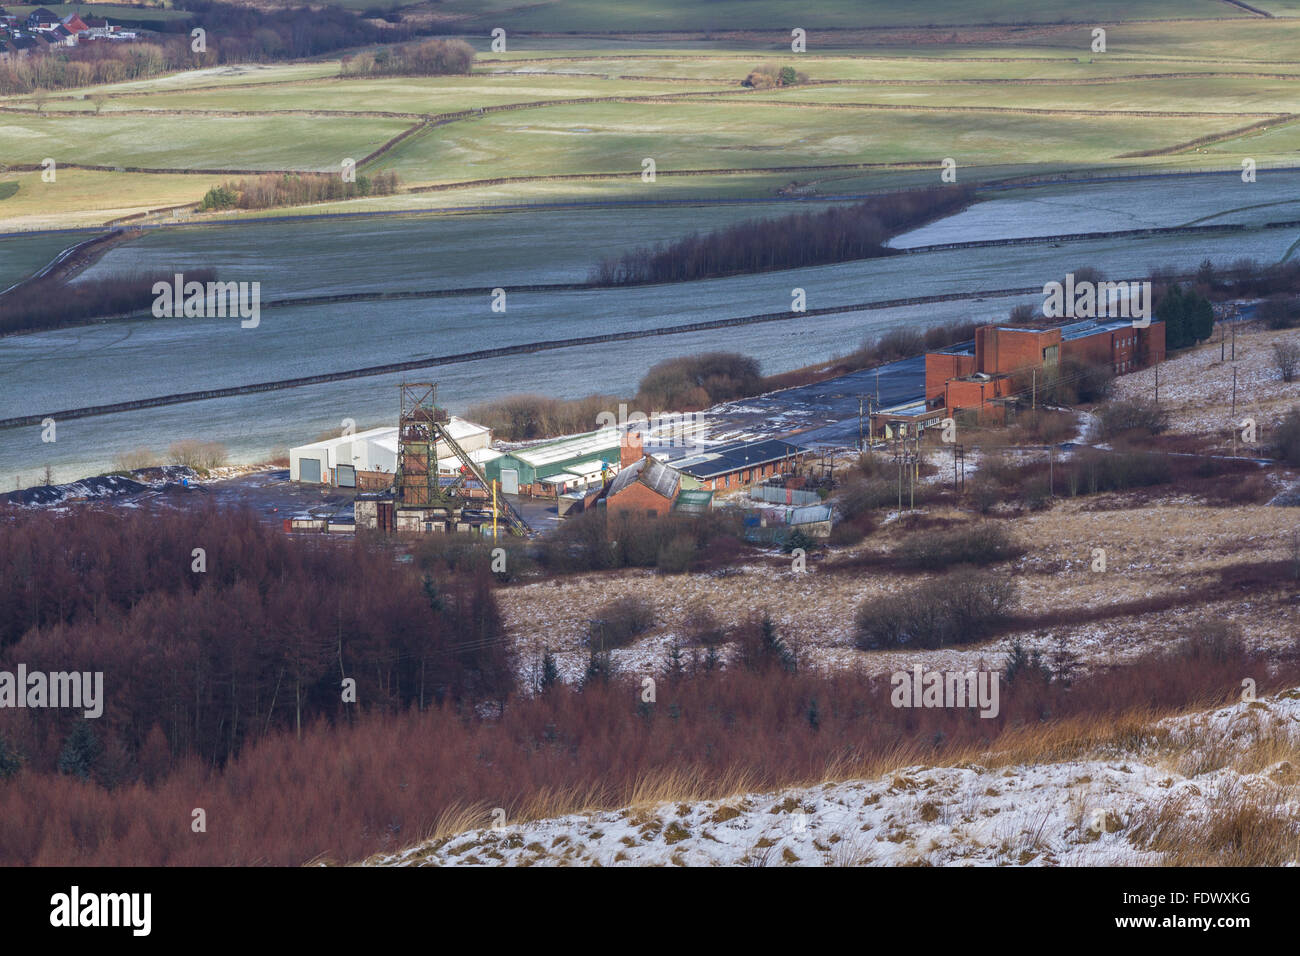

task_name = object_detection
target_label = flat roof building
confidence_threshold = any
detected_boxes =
[291,417,491,487]
[923,318,1165,421]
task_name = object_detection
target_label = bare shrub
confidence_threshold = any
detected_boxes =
[683,605,729,646]
[854,568,1016,650]
[1273,341,1300,383]
[656,533,697,574]
[112,447,159,472]
[1170,620,1247,665]
[1273,407,1300,466]
[1096,398,1170,440]
[591,186,973,285]
[586,596,656,650]
[167,440,227,472]
[892,522,1020,570]
[1259,294,1300,330]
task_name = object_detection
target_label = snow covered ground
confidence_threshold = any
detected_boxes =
[373,689,1300,867]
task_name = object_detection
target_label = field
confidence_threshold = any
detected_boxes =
[4,15,1300,231]
[417,0,1246,31]
[0,112,412,170]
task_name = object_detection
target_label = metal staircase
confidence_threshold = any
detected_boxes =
[432,419,532,537]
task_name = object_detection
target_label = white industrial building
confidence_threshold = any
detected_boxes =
[290,418,493,487]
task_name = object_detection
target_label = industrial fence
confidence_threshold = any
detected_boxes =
[740,504,833,543]
[750,484,823,507]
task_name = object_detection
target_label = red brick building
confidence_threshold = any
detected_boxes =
[926,318,1165,417]
[603,455,681,518]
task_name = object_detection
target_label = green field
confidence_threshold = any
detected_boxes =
[366,100,1262,184]
[0,113,412,169]
[0,232,75,290]
[13,75,731,114]
[723,77,1300,114]
[2,9,1299,232]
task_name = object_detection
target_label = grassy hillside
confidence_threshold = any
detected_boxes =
[2,15,1298,230]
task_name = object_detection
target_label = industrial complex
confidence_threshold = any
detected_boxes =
[284,316,1163,538]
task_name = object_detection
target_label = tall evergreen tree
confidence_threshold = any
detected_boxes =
[1188,291,1215,343]
[1157,284,1187,349]
[57,723,100,781]
[0,735,22,780]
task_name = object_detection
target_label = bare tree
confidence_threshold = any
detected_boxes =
[1273,341,1300,383]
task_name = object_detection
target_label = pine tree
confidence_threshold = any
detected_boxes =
[422,575,444,613]
[1157,284,1186,349]
[759,613,798,674]
[57,723,100,781]
[582,648,615,687]
[665,641,685,680]
[538,648,559,693]
[1187,291,1214,343]
[0,735,22,780]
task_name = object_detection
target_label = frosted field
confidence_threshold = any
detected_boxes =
[0,292,1032,488]
[69,171,1300,299]
[892,169,1300,248]
[5,173,1300,487]
[74,201,844,295]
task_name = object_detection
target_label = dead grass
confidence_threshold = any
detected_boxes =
[1111,322,1300,441]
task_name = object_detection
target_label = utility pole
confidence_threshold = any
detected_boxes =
[896,434,903,514]
[492,479,499,541]
[876,367,881,408]
[1031,368,1036,411]
[909,445,915,511]
[858,395,865,453]
[1232,366,1238,417]
[1154,361,1159,405]
[1048,444,1054,497]
[1232,320,1237,361]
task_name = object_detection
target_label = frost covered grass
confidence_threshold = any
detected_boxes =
[375,689,1300,867]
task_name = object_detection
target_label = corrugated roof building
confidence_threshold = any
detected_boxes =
[484,428,622,495]
[671,438,809,492]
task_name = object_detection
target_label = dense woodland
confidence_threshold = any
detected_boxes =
[0,268,218,335]
[199,172,400,211]
[0,504,1285,865]
[339,38,475,77]
[0,508,512,788]
[590,186,975,284]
